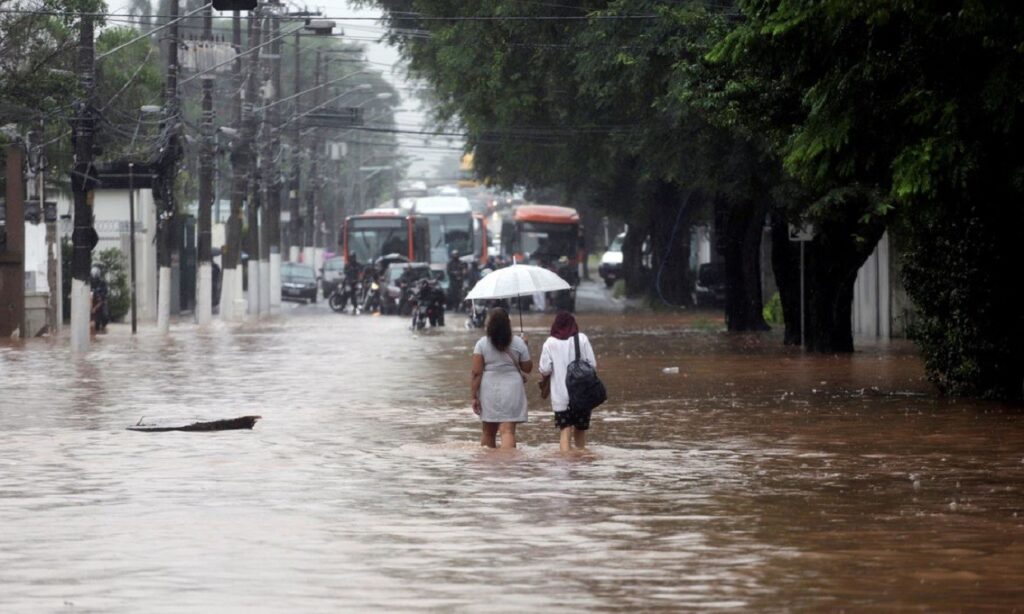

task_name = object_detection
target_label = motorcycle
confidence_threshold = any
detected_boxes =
[359,273,383,314]
[465,300,487,329]
[409,279,445,330]
[328,279,359,313]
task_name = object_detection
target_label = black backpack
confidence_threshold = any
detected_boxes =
[566,333,607,412]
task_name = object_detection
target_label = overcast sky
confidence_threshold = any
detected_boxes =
[107,0,464,177]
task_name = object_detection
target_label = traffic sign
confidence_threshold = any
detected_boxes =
[788,223,815,242]
[302,108,363,129]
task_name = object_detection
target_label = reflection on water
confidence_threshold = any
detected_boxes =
[1,310,1022,611]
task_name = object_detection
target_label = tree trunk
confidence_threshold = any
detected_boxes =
[770,213,801,345]
[621,223,646,298]
[774,214,885,353]
[647,182,693,306]
[717,196,770,331]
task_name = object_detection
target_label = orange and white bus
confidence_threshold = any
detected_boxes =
[500,204,581,267]
[341,208,430,265]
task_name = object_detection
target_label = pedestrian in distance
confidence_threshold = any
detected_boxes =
[539,311,597,452]
[470,307,532,449]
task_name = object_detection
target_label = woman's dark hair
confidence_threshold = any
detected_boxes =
[486,307,513,351]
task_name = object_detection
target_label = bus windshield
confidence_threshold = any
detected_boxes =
[348,218,407,263]
[519,222,577,265]
[425,213,472,262]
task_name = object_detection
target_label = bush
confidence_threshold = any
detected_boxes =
[762,292,784,325]
[96,248,131,322]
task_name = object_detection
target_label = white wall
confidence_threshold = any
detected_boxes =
[59,188,159,321]
[852,231,892,339]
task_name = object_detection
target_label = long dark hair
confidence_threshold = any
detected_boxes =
[486,307,512,351]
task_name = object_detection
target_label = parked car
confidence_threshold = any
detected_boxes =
[599,232,625,287]
[693,261,726,308]
[320,256,344,299]
[281,263,318,303]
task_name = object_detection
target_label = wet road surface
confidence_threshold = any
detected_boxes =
[1,302,1022,612]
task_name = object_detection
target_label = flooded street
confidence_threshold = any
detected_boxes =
[1,303,1023,612]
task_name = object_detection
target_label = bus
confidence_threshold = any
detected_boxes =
[500,204,581,268]
[457,153,477,188]
[411,196,475,264]
[341,208,430,266]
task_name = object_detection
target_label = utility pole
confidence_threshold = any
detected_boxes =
[69,13,99,351]
[29,124,59,336]
[288,26,302,263]
[196,2,215,326]
[222,9,246,321]
[155,0,183,334]
[246,7,263,317]
[256,8,272,315]
[265,10,282,313]
[303,49,321,266]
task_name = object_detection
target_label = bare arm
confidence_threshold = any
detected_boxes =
[517,336,534,374]
[471,354,484,412]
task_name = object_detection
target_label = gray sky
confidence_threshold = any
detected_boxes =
[107,0,464,177]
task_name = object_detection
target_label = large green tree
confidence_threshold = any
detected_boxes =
[710,0,1024,397]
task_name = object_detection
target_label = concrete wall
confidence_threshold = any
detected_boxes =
[56,188,158,321]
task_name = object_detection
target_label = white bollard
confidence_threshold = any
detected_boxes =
[70,278,90,352]
[247,259,260,316]
[289,245,300,263]
[259,257,270,315]
[157,266,171,333]
[269,251,281,314]
[196,263,212,326]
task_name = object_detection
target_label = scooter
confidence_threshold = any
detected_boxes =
[465,300,487,329]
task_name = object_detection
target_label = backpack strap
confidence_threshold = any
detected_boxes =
[573,332,581,362]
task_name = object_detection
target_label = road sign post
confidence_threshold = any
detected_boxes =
[789,223,814,347]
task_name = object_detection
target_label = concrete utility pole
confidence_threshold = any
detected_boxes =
[155,0,183,333]
[288,26,302,263]
[265,11,282,313]
[69,14,99,351]
[0,143,26,339]
[246,7,263,317]
[303,49,321,266]
[221,9,246,321]
[256,9,272,315]
[196,2,215,326]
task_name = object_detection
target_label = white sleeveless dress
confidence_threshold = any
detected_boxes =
[474,336,530,423]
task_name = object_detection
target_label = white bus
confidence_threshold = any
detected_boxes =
[411,196,474,264]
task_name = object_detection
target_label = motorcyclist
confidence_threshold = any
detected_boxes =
[446,250,464,311]
[90,265,109,333]
[339,252,363,312]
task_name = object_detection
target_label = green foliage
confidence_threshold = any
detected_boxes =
[96,248,131,322]
[762,292,783,326]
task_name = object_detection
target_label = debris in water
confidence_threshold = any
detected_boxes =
[662,367,679,374]
[126,416,262,432]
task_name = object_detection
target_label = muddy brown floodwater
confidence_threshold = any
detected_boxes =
[1,308,1022,612]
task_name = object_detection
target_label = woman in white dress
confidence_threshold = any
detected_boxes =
[471,307,532,449]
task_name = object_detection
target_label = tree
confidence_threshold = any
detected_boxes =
[710,1,1024,396]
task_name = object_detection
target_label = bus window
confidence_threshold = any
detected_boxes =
[347,218,406,263]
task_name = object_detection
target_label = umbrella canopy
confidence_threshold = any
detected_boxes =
[465,264,570,300]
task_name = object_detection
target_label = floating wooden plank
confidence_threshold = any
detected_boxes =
[126,415,261,432]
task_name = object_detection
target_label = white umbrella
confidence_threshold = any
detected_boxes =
[465,264,570,331]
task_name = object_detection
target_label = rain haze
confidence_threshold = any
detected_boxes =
[0,1,1022,612]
